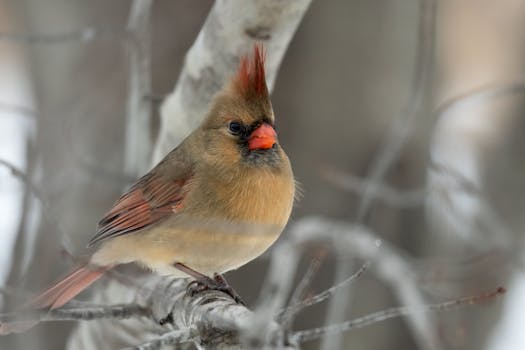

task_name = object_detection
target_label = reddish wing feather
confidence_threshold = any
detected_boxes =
[89,136,191,247]
[89,171,190,246]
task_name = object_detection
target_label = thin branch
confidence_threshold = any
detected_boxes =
[292,287,505,343]
[0,304,148,335]
[355,0,436,221]
[122,328,197,350]
[323,167,424,208]
[0,159,75,252]
[5,137,37,307]
[433,82,525,121]
[279,262,369,321]
[0,160,40,201]
[280,251,326,328]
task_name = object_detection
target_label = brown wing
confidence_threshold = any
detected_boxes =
[88,146,192,247]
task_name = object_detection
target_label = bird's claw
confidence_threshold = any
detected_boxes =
[186,274,246,306]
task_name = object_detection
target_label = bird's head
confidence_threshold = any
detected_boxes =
[200,44,283,169]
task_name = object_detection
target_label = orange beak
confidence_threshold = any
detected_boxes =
[248,123,277,150]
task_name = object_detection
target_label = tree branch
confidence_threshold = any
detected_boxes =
[0,304,148,335]
[292,287,505,343]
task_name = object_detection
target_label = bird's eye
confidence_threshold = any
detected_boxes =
[228,121,244,136]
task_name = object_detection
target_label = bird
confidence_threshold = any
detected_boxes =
[27,44,295,310]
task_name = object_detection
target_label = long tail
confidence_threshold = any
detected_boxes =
[25,264,111,310]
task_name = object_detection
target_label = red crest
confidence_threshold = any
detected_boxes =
[235,44,268,97]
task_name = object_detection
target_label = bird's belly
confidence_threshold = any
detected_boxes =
[93,217,282,277]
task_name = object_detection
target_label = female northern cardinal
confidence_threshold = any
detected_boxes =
[29,45,295,310]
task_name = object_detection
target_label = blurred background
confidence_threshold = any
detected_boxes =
[1,0,524,349]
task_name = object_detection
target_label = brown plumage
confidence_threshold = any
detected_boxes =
[28,44,295,310]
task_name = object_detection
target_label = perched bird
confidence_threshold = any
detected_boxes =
[28,45,295,310]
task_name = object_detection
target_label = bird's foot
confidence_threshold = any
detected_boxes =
[187,274,246,306]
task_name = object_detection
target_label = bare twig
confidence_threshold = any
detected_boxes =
[293,287,505,343]
[280,251,326,328]
[279,262,369,321]
[0,304,148,335]
[5,138,37,308]
[0,159,74,253]
[0,160,40,201]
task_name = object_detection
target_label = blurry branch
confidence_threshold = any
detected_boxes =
[5,134,37,306]
[323,166,424,208]
[356,0,436,221]
[356,0,436,220]
[0,304,148,335]
[426,82,525,248]
[280,251,326,329]
[124,0,153,175]
[323,1,437,349]
[152,0,313,162]
[0,27,126,44]
[0,160,40,202]
[0,159,74,252]
[433,82,525,119]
